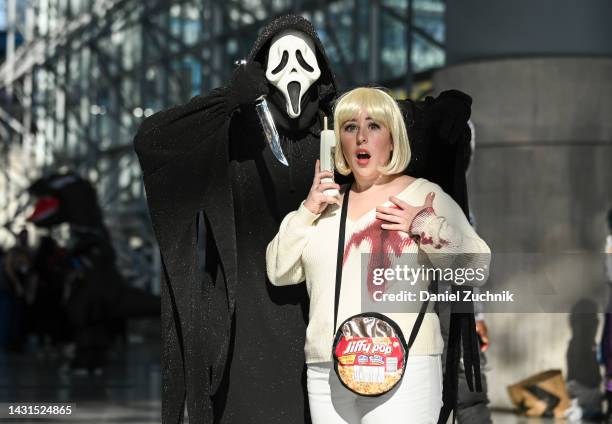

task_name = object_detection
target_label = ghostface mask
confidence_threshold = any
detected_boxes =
[266,29,321,119]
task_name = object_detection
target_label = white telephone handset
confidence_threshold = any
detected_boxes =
[320,117,340,198]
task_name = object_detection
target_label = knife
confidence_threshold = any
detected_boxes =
[234,59,289,167]
[254,96,289,166]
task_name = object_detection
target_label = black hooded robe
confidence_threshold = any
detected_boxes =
[135,15,479,424]
[135,16,337,424]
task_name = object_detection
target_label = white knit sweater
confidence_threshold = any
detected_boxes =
[266,178,491,364]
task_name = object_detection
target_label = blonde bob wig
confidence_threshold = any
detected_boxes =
[333,87,411,176]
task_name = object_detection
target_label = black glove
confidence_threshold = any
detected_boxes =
[424,89,472,145]
[226,62,269,113]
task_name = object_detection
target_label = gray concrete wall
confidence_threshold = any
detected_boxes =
[446,0,612,65]
[436,58,612,146]
[435,58,612,250]
[434,57,612,410]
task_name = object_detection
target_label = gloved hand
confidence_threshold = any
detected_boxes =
[424,89,472,145]
[226,61,269,113]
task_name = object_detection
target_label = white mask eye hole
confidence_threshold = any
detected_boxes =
[271,51,289,75]
[296,50,314,72]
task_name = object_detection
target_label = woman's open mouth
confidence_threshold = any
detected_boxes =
[355,149,371,166]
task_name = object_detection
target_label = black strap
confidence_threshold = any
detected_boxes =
[333,184,351,334]
[408,293,430,349]
[333,183,429,349]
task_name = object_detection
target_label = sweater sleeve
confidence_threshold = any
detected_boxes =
[409,184,490,287]
[266,202,321,286]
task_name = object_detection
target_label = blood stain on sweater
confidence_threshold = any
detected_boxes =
[343,219,413,295]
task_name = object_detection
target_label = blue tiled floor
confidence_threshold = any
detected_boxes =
[0,338,161,423]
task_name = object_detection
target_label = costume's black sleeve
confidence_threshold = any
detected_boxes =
[399,93,481,424]
[134,87,233,424]
[399,94,472,212]
[134,87,230,210]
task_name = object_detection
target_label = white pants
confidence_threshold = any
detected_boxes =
[307,355,443,424]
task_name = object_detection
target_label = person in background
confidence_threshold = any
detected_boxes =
[606,208,612,286]
[602,208,612,421]
[3,230,37,353]
[0,246,11,350]
[31,236,70,354]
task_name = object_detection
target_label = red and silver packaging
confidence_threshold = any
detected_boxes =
[332,313,408,396]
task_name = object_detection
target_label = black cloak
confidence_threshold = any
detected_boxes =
[135,15,337,424]
[135,14,478,424]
